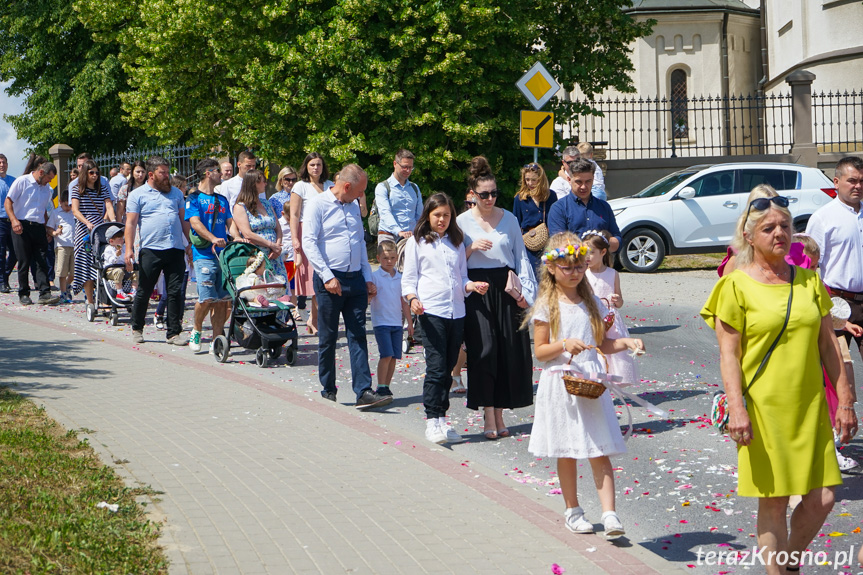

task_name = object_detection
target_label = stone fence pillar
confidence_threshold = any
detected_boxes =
[49,144,74,194]
[786,70,817,167]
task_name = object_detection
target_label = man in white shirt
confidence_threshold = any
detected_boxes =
[215,150,258,208]
[220,161,233,182]
[549,146,580,200]
[302,163,391,410]
[110,162,131,200]
[807,156,863,368]
[4,163,61,305]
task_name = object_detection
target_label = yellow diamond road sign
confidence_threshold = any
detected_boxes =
[516,62,560,111]
[520,110,555,149]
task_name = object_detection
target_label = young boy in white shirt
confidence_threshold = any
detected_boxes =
[46,192,77,303]
[102,225,138,301]
[369,240,411,397]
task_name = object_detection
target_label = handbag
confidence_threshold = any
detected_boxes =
[504,270,522,301]
[189,192,219,249]
[711,267,795,433]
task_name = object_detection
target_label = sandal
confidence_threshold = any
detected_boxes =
[451,376,467,394]
[484,429,498,440]
[497,428,510,438]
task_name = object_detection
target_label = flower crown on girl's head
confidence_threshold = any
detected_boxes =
[543,243,588,263]
[244,252,266,275]
[581,229,603,240]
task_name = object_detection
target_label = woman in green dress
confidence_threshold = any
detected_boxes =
[701,188,857,575]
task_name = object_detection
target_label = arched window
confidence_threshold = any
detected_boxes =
[670,69,689,139]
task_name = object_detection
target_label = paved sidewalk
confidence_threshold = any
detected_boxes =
[1,308,686,575]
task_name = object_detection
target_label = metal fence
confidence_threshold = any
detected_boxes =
[812,90,863,154]
[561,93,794,159]
[65,143,204,186]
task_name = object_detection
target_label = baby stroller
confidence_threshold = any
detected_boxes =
[211,242,299,368]
[86,221,134,326]
[395,237,425,353]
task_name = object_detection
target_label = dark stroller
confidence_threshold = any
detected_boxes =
[86,221,134,326]
[211,242,299,368]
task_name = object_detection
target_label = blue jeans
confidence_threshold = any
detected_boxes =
[0,218,17,284]
[314,271,372,401]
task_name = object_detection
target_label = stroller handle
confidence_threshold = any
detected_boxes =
[236,283,287,296]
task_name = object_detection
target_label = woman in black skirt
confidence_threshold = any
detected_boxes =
[457,157,537,439]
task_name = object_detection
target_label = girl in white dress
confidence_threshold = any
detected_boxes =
[583,231,638,385]
[526,232,644,540]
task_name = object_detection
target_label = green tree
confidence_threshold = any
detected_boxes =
[77,0,652,197]
[0,0,153,155]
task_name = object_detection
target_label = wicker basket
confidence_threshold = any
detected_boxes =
[562,374,607,399]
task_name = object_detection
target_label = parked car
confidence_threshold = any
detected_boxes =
[609,162,837,273]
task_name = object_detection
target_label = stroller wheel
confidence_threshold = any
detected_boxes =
[212,335,229,363]
[86,304,96,323]
[285,344,297,366]
[268,345,281,360]
[110,311,119,326]
[402,335,411,355]
[255,347,268,368]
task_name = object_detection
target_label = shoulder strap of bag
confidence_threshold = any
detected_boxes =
[210,192,219,232]
[742,266,795,397]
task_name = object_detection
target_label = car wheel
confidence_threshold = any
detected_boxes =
[794,218,808,233]
[621,229,666,273]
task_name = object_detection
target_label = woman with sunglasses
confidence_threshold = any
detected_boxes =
[717,184,781,277]
[513,162,557,271]
[457,156,537,439]
[269,167,298,217]
[701,187,854,575]
[71,160,116,305]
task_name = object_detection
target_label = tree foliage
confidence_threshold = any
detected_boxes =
[0,0,154,155]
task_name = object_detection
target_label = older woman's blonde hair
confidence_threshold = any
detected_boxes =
[731,184,793,266]
[276,166,298,192]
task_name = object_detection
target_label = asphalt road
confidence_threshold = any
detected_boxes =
[5,267,863,575]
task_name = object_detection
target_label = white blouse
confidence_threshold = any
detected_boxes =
[292,180,334,222]
[401,233,471,319]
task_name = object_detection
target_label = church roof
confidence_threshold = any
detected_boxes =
[624,0,759,15]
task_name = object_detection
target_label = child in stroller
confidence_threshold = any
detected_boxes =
[102,225,138,301]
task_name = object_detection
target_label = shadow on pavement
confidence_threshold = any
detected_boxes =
[629,324,680,335]
[0,336,112,394]
[641,530,744,563]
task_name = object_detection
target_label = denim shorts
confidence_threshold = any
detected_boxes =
[374,325,403,359]
[193,259,229,302]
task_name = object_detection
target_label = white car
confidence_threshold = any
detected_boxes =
[609,162,837,273]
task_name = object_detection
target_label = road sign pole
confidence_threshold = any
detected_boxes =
[533,148,538,164]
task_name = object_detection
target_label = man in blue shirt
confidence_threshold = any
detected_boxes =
[0,153,17,293]
[374,149,422,243]
[125,156,191,345]
[303,163,392,410]
[547,159,621,252]
[185,158,233,353]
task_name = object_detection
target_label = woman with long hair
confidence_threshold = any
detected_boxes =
[290,153,333,335]
[232,169,282,258]
[458,156,536,439]
[513,162,557,270]
[117,160,147,222]
[71,160,115,305]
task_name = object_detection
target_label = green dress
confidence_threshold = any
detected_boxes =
[701,268,841,498]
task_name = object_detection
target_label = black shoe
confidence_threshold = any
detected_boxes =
[0,283,9,293]
[19,295,33,306]
[375,386,393,397]
[37,294,61,305]
[321,391,337,402]
[355,390,393,410]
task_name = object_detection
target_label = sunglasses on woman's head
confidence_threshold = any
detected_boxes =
[523,163,539,170]
[476,190,499,200]
[745,196,790,220]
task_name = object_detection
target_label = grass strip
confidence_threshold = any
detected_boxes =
[0,387,168,574]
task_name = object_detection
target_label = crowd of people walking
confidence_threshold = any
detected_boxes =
[2,146,862,558]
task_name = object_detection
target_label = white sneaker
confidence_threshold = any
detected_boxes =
[600,511,625,540]
[837,448,859,472]
[438,417,464,443]
[189,330,202,352]
[425,419,447,444]
[564,507,594,534]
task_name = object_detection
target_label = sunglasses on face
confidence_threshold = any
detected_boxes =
[283,176,297,183]
[476,190,499,200]
[88,170,99,175]
[744,196,790,221]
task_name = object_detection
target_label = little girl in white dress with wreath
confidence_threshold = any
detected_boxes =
[526,232,645,540]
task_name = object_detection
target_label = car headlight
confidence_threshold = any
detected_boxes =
[612,208,626,216]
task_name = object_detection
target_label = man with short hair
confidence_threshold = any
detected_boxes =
[550,145,581,200]
[373,148,423,243]
[4,162,61,305]
[110,162,132,200]
[125,156,191,345]
[215,151,258,208]
[547,158,621,252]
[220,161,233,182]
[303,163,391,410]
[0,153,17,293]
[185,158,233,353]
[807,156,863,367]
